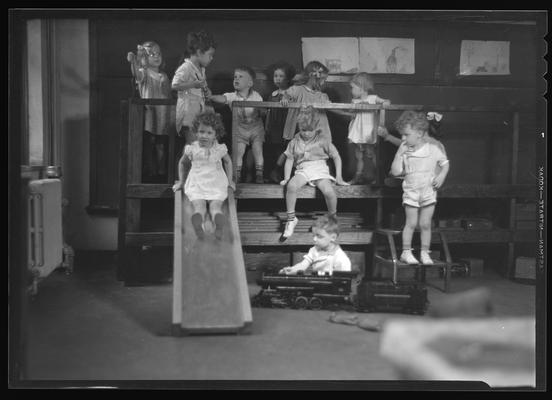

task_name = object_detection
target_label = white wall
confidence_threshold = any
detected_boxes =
[27,19,44,165]
[55,19,117,250]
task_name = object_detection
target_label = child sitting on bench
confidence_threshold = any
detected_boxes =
[279,105,349,239]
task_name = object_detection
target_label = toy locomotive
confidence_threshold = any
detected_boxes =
[251,271,428,314]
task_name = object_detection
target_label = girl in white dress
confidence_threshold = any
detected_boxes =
[172,112,235,239]
[347,73,391,185]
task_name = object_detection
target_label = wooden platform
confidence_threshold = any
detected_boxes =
[126,183,535,200]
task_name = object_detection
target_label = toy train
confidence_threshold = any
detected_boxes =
[251,271,428,314]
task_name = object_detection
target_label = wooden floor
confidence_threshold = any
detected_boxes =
[19,256,538,385]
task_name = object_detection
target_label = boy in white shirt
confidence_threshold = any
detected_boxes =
[390,111,450,265]
[210,66,266,183]
[279,215,352,275]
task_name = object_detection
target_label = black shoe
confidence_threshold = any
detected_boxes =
[214,214,225,240]
[255,172,264,184]
[191,213,205,239]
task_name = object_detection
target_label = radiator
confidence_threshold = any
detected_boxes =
[28,179,63,287]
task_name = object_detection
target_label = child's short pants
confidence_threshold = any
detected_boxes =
[295,160,336,187]
[402,184,437,208]
[235,121,265,146]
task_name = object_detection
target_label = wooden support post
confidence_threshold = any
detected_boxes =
[126,101,144,234]
[231,106,239,184]
[376,108,385,229]
[376,108,385,186]
[172,188,183,328]
[117,100,129,281]
[167,110,176,184]
[507,111,520,278]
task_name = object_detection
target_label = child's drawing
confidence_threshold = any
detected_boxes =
[301,37,360,74]
[359,38,415,74]
[459,40,510,75]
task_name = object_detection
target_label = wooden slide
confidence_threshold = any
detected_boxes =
[172,187,252,335]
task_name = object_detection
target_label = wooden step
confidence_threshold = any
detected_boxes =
[126,183,536,200]
[125,228,529,247]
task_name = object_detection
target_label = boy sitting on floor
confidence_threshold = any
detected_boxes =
[279,215,352,276]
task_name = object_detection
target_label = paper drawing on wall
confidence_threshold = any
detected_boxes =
[359,38,415,74]
[301,37,360,73]
[459,40,510,75]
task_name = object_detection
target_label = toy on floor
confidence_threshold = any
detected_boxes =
[251,271,428,315]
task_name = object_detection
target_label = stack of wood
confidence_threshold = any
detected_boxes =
[238,211,368,233]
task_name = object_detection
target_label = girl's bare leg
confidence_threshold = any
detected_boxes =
[316,179,338,216]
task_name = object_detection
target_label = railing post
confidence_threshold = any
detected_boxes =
[231,106,239,184]
[507,110,520,278]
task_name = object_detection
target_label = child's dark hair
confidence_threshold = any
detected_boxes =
[191,111,226,140]
[312,215,340,236]
[394,111,429,134]
[235,65,256,80]
[268,61,296,84]
[186,30,216,56]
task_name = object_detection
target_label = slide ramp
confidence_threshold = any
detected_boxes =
[172,188,252,334]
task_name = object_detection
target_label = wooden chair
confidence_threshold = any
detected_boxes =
[372,228,453,292]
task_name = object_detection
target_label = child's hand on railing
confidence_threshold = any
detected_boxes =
[228,181,236,191]
[377,126,389,139]
[280,178,289,186]
[279,266,293,275]
[280,97,290,107]
[172,182,183,192]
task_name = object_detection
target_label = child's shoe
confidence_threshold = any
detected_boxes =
[191,213,205,239]
[255,169,264,184]
[282,217,298,239]
[214,214,225,240]
[420,250,434,265]
[400,249,419,264]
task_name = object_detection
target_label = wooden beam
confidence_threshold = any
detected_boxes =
[127,98,527,113]
[231,101,518,113]
[125,183,536,199]
[127,184,175,198]
[125,228,523,247]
